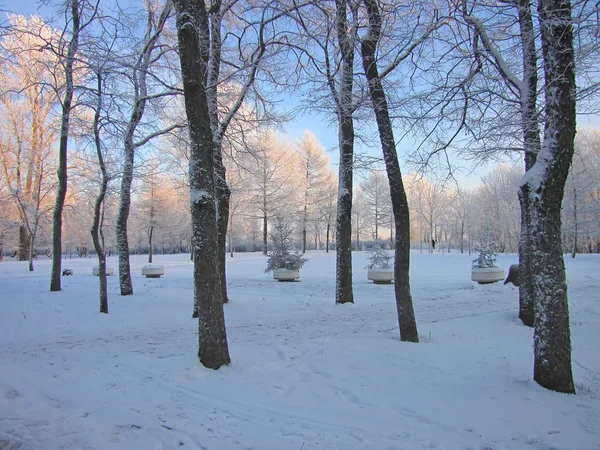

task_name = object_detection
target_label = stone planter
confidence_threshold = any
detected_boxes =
[92,265,114,276]
[142,264,165,278]
[471,266,504,284]
[272,268,300,282]
[367,267,394,284]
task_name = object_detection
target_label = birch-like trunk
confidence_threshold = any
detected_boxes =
[50,0,80,292]
[360,0,418,342]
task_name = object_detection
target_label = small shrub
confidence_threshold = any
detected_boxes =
[265,215,308,273]
[366,242,393,269]
[472,243,498,268]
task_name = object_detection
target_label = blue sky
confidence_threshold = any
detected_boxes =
[5,1,599,190]
[3,1,501,189]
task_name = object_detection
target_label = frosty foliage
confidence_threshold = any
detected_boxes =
[265,215,308,273]
[366,242,393,269]
[472,243,498,268]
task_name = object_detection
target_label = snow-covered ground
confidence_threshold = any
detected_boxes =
[1,251,599,450]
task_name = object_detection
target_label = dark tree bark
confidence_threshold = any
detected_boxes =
[90,72,109,314]
[148,226,154,263]
[517,0,541,328]
[116,139,135,295]
[527,0,576,394]
[334,0,356,305]
[263,193,268,256]
[50,0,80,292]
[18,225,30,261]
[173,0,230,369]
[570,164,578,258]
[360,0,418,342]
[214,149,230,304]
[463,0,541,327]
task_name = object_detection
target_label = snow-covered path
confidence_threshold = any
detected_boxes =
[1,251,599,449]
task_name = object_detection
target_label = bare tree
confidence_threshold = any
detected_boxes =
[525,0,576,394]
[245,130,297,255]
[0,14,60,270]
[359,170,391,241]
[89,70,109,313]
[172,0,230,369]
[115,0,176,296]
[296,130,332,253]
[50,0,90,291]
[358,0,444,341]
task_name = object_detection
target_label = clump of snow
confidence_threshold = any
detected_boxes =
[0,251,598,449]
[190,188,211,205]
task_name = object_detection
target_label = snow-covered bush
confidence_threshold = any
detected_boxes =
[265,215,308,273]
[472,243,498,268]
[366,242,393,269]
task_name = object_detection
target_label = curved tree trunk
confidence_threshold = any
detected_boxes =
[116,146,135,295]
[50,0,80,292]
[90,72,109,314]
[115,2,171,296]
[360,0,418,342]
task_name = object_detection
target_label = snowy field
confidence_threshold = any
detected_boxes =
[0,251,599,450]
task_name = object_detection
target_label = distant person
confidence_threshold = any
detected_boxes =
[431,239,436,249]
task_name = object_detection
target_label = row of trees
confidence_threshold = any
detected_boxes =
[7,138,599,262]
[1,0,596,392]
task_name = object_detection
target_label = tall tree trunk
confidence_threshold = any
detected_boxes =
[115,2,171,296]
[174,0,230,369]
[262,209,268,256]
[28,233,35,272]
[360,0,418,342]
[528,0,576,394]
[18,225,30,261]
[571,165,578,258]
[517,0,541,328]
[302,204,307,254]
[90,72,109,314]
[116,144,135,295]
[148,226,154,263]
[326,222,330,252]
[334,0,356,305]
[214,146,230,304]
[50,0,80,292]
